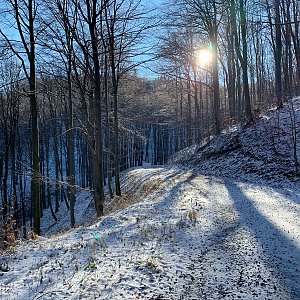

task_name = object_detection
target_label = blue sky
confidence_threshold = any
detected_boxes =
[135,0,166,78]
[0,0,164,79]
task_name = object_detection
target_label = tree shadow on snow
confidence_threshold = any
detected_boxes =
[151,171,197,210]
[224,180,300,299]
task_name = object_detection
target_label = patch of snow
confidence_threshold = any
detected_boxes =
[1,167,299,299]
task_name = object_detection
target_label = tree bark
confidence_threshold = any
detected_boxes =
[87,0,104,217]
[28,0,41,235]
[275,0,283,108]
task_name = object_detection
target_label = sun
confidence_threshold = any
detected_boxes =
[196,49,213,66]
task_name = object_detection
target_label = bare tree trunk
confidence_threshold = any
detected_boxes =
[67,57,75,227]
[87,0,104,217]
[291,0,300,88]
[104,4,121,196]
[275,0,283,108]
[110,46,121,196]
[26,0,41,235]
[228,1,236,118]
[104,51,113,199]
[45,128,57,222]
[239,0,252,121]
[210,31,221,134]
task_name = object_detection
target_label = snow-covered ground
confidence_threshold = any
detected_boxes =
[1,99,300,299]
[169,97,300,188]
[1,166,300,299]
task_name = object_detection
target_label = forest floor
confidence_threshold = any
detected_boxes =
[0,166,300,299]
[1,98,300,299]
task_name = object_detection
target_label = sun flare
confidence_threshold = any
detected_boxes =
[196,49,213,66]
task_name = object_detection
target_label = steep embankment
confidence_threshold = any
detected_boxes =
[169,98,300,187]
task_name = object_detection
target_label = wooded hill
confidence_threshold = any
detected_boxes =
[0,0,299,246]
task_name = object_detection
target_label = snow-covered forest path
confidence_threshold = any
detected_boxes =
[1,166,300,299]
[179,173,300,299]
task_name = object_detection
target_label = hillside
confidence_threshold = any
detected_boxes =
[0,99,300,299]
[170,98,300,187]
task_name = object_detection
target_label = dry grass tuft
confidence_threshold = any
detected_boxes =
[104,195,140,215]
[104,177,161,216]
[187,209,198,223]
[140,178,161,195]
